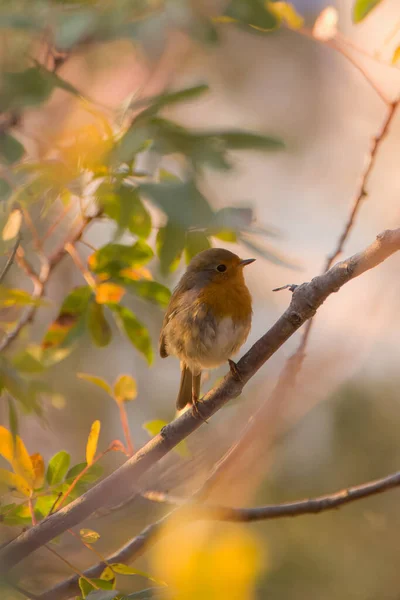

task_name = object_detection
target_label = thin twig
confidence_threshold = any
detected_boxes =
[0,235,20,284]
[2,227,400,579]
[119,403,134,456]
[38,465,400,600]
[64,242,96,288]
[44,545,99,590]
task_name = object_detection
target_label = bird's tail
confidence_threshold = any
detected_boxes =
[176,366,200,410]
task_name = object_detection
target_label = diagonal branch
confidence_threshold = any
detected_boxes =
[37,465,400,600]
[1,227,399,579]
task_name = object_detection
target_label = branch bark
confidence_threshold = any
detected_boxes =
[1,227,399,579]
[38,465,400,600]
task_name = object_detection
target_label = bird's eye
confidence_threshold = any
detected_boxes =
[217,264,227,272]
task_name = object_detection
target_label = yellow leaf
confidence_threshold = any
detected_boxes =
[30,453,45,489]
[113,374,137,404]
[86,420,101,466]
[100,566,115,581]
[80,528,101,544]
[2,209,22,241]
[392,46,400,65]
[0,468,31,496]
[119,266,152,281]
[267,1,304,29]
[95,283,126,304]
[0,426,34,485]
[312,6,338,41]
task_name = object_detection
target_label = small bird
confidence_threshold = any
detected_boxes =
[159,248,255,415]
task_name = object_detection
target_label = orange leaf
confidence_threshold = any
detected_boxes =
[30,453,45,489]
[95,283,125,304]
[0,426,34,485]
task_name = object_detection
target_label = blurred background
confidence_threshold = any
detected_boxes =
[1,0,400,598]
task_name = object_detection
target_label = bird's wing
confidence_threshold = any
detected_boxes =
[159,278,193,358]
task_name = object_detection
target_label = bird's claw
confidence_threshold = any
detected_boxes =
[228,359,243,382]
[191,398,208,424]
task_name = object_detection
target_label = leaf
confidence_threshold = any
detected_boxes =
[0,468,31,496]
[89,241,153,277]
[85,591,120,600]
[12,349,45,373]
[240,235,301,269]
[0,133,25,164]
[110,563,166,584]
[80,528,101,544]
[124,588,168,599]
[95,283,126,305]
[207,130,284,151]
[352,0,383,23]
[79,577,115,599]
[392,46,400,65]
[77,373,112,396]
[143,421,189,458]
[99,183,152,240]
[140,180,214,230]
[46,450,71,485]
[0,68,55,111]
[313,6,338,40]
[42,286,91,350]
[30,452,45,489]
[87,301,112,347]
[124,280,171,309]
[156,224,186,274]
[2,209,22,241]
[100,566,115,581]
[7,396,18,441]
[267,2,304,29]
[185,231,211,263]
[111,304,153,365]
[0,426,34,484]
[210,207,253,236]
[0,178,12,201]
[86,420,101,466]
[66,462,103,484]
[0,286,44,308]
[223,0,279,30]
[113,375,137,404]
[133,84,209,119]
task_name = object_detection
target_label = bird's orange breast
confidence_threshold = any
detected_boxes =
[198,279,252,323]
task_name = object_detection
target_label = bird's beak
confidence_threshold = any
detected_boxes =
[239,258,256,267]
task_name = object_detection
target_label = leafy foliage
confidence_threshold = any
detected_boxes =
[352,0,384,22]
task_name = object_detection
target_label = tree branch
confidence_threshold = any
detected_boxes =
[1,227,399,579]
[37,465,400,600]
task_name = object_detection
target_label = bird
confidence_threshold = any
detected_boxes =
[159,247,255,416]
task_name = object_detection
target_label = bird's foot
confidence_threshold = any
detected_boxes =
[228,359,243,382]
[191,397,208,424]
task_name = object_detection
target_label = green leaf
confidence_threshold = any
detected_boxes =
[0,133,24,164]
[133,83,209,119]
[143,420,189,458]
[223,0,279,30]
[0,179,12,201]
[79,577,115,599]
[110,304,153,365]
[156,223,186,274]
[0,286,44,307]
[113,374,137,404]
[42,286,91,350]
[352,0,383,22]
[111,563,166,585]
[85,591,120,600]
[12,350,45,374]
[80,528,101,544]
[89,241,153,276]
[99,184,151,240]
[124,280,171,309]
[66,462,103,484]
[87,301,112,347]
[7,397,18,441]
[140,179,214,230]
[77,373,112,396]
[0,68,55,111]
[55,9,98,49]
[46,450,71,485]
[124,588,168,599]
[210,130,284,151]
[185,231,211,263]
[211,207,253,233]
